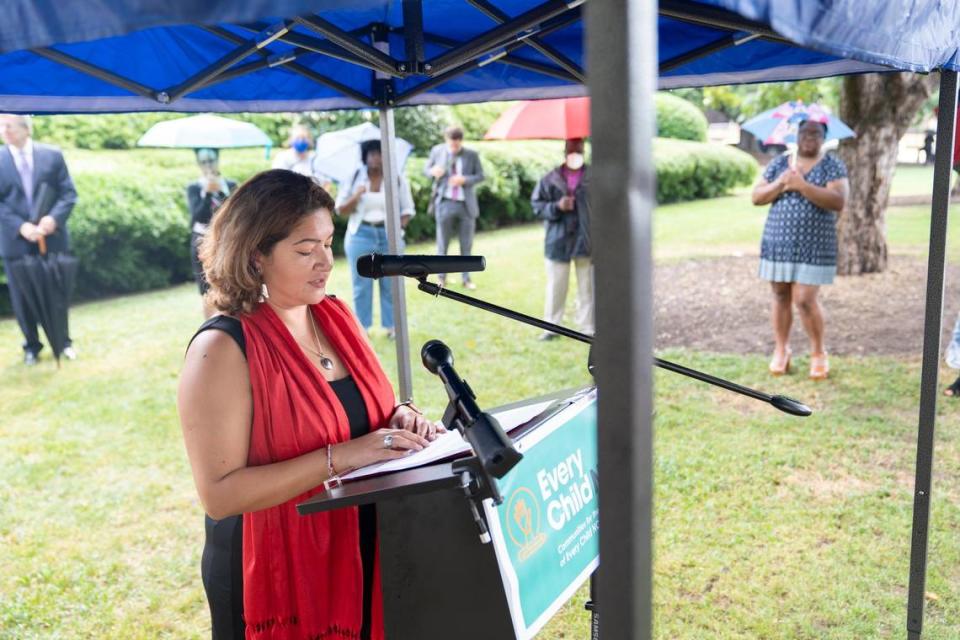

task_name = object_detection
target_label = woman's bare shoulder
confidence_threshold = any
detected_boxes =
[183,323,247,375]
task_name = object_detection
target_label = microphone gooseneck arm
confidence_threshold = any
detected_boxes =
[416,278,812,417]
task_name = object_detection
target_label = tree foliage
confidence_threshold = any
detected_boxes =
[672,79,842,122]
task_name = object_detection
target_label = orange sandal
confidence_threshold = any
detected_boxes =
[809,353,829,380]
[769,348,792,376]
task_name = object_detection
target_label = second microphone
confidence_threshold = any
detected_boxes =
[356,254,486,279]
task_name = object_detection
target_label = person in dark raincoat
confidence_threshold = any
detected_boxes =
[531,138,593,340]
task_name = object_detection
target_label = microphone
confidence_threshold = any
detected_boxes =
[356,254,485,279]
[421,340,522,478]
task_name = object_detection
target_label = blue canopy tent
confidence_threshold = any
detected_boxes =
[0,0,932,113]
[2,1,958,638]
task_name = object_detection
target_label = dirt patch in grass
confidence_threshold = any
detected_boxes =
[654,254,960,357]
[780,469,873,500]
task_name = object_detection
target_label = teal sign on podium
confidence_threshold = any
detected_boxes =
[484,390,599,639]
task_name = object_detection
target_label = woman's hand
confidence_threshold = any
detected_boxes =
[333,428,431,472]
[388,404,446,441]
[781,168,807,193]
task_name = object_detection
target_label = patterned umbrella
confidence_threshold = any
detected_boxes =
[741,100,855,145]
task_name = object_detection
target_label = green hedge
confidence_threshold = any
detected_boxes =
[656,93,709,142]
[653,138,757,203]
[0,141,755,316]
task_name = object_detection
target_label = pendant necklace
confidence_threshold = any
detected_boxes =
[304,311,335,371]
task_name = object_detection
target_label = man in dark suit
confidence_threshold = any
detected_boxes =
[425,126,485,289]
[0,114,78,365]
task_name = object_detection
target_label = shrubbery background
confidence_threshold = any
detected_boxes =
[1,96,755,315]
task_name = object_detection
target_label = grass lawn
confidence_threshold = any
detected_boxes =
[889,163,950,198]
[2,172,960,638]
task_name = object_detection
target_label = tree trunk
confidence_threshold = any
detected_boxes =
[837,72,938,275]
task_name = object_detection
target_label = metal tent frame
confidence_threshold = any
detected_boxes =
[1,2,956,638]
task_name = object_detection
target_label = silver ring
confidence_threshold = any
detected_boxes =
[383,434,394,449]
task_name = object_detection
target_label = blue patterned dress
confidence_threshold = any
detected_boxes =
[758,152,848,285]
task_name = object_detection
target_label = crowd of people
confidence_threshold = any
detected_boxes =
[6,112,960,637]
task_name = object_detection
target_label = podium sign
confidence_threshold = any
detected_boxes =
[484,390,598,639]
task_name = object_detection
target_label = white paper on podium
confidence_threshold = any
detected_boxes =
[340,397,557,481]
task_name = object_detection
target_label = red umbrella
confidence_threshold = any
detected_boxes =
[484,97,590,140]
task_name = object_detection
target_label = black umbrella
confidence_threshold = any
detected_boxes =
[5,183,79,366]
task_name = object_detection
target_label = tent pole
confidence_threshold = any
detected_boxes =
[372,19,414,402]
[906,68,957,640]
[465,0,585,82]
[295,15,402,77]
[393,11,581,104]
[379,107,414,401]
[402,0,426,73]
[424,0,580,76]
[202,26,375,105]
[405,29,578,82]
[33,48,158,100]
[163,22,289,102]
[658,0,782,40]
[586,0,656,638]
[238,22,384,70]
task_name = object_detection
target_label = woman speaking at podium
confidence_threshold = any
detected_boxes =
[177,169,440,640]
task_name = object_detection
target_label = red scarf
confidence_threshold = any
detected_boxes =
[240,297,394,640]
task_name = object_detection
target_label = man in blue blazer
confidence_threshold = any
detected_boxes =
[425,126,485,288]
[0,115,78,365]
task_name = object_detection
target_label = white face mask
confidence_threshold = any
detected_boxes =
[565,152,584,171]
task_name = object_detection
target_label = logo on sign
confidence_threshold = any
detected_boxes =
[505,487,547,562]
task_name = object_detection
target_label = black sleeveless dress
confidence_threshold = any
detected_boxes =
[191,315,377,640]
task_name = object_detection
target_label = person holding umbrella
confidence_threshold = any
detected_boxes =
[531,138,593,340]
[336,139,415,339]
[485,97,593,340]
[137,114,272,319]
[187,148,236,318]
[0,114,78,365]
[272,124,317,176]
[751,118,849,379]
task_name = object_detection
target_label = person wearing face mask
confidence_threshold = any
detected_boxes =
[336,140,416,339]
[272,124,318,176]
[186,148,236,318]
[531,138,593,340]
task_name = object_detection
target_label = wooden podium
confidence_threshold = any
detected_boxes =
[297,391,580,640]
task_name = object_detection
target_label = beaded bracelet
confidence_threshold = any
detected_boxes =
[394,399,423,415]
[323,443,343,491]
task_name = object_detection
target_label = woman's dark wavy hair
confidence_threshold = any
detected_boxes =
[199,169,336,315]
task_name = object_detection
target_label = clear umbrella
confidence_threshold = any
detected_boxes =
[136,114,272,149]
[312,122,413,185]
